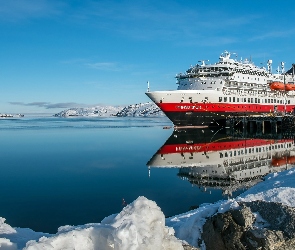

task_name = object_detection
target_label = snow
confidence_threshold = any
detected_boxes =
[55,105,123,117]
[1,169,295,249]
[236,168,295,207]
[0,218,50,250]
[115,103,164,117]
[1,197,182,250]
[252,212,270,229]
[166,199,240,247]
[54,102,164,117]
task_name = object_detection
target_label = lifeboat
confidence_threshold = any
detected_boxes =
[269,81,285,90]
[285,83,295,91]
[272,156,295,166]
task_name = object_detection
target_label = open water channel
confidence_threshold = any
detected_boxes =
[0,116,292,233]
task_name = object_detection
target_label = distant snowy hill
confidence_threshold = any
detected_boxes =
[115,103,163,117]
[54,102,164,117]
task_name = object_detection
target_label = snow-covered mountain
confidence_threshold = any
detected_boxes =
[115,102,163,117]
[54,102,164,117]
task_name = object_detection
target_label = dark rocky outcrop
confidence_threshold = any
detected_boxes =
[242,200,295,239]
[201,201,295,250]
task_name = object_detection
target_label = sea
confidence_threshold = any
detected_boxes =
[0,116,282,233]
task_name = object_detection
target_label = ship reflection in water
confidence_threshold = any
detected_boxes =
[147,123,295,198]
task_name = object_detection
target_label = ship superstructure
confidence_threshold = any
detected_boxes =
[146,51,295,126]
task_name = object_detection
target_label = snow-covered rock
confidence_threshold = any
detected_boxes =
[54,102,164,118]
[166,168,295,248]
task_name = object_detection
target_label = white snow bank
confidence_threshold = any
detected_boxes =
[236,168,295,206]
[0,218,16,235]
[0,218,50,250]
[1,197,183,250]
[24,225,114,250]
[0,238,17,250]
[0,218,17,250]
[100,196,183,250]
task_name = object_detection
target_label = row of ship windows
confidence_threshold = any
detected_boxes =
[183,81,222,86]
[201,169,263,175]
[236,76,264,81]
[237,171,262,176]
[219,143,291,158]
[235,69,267,75]
[199,67,268,76]
[199,81,222,84]
[197,73,230,77]
[219,96,291,104]
[195,72,268,78]
[189,77,262,82]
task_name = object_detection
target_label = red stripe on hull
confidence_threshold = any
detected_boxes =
[158,139,292,154]
[157,102,295,114]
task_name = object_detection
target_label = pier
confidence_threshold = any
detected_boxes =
[227,115,295,139]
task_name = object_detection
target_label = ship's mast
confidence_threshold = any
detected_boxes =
[267,60,272,73]
[281,62,285,74]
[198,60,209,66]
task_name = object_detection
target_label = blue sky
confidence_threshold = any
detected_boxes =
[1,0,295,114]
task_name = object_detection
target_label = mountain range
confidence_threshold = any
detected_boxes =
[54,102,164,117]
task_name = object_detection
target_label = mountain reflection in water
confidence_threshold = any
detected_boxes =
[147,125,295,198]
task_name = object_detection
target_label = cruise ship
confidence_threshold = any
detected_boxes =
[146,51,295,126]
[147,128,295,196]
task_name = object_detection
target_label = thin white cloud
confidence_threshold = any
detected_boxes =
[0,0,64,21]
[60,58,135,72]
[0,0,264,46]
[249,28,295,41]
[9,101,89,109]
[86,61,136,71]
[72,1,262,43]
[86,62,119,71]
[60,58,88,65]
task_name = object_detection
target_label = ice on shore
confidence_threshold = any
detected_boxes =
[1,169,295,250]
[166,168,295,247]
[236,168,295,206]
[1,197,183,250]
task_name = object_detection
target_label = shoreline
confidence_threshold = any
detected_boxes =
[1,168,295,249]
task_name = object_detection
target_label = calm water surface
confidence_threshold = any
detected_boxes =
[0,117,247,233]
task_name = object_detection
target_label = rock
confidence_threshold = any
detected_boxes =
[231,205,254,228]
[243,228,285,250]
[240,201,295,239]
[201,201,295,250]
[277,238,295,250]
[202,209,246,250]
